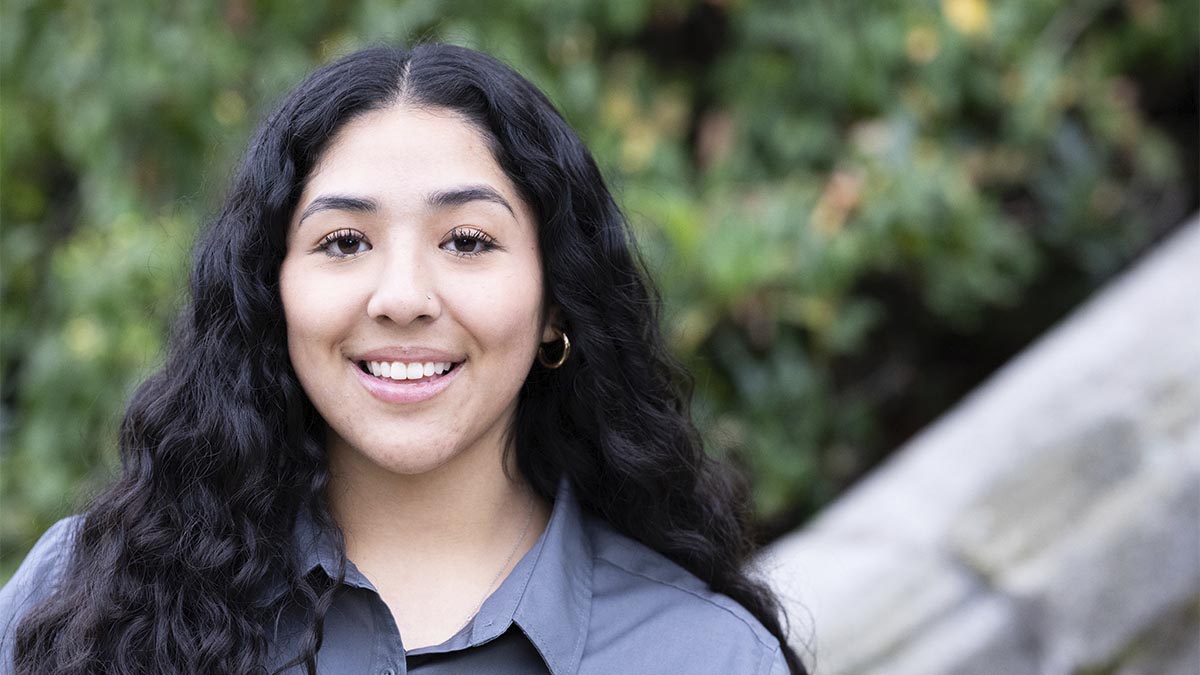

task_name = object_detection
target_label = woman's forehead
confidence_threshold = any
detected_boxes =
[310,106,503,188]
[294,104,531,228]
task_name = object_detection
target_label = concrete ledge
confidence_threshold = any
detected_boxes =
[759,216,1200,674]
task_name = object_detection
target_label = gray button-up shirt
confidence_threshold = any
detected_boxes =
[2,478,787,674]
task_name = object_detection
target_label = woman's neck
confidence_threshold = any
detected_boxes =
[323,434,553,649]
[323,432,549,578]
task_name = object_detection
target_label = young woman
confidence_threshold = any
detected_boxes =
[1,43,808,674]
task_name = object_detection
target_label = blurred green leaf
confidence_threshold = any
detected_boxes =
[2,0,1196,579]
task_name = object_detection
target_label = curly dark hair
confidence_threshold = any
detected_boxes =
[13,43,808,675]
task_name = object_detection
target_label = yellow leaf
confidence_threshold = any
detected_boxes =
[65,317,104,359]
[906,25,941,63]
[942,0,990,36]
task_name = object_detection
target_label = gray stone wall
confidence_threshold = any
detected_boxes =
[758,217,1200,675]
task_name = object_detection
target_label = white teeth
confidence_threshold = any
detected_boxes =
[364,360,456,382]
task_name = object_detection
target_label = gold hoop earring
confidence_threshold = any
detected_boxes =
[537,333,570,369]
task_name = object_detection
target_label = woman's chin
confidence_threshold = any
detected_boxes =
[328,434,463,477]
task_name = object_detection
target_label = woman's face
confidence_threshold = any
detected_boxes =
[279,104,555,477]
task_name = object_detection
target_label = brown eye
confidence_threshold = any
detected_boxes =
[334,235,366,255]
[316,229,371,258]
[451,235,484,253]
[441,227,498,257]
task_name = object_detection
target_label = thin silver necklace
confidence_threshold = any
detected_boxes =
[445,492,536,639]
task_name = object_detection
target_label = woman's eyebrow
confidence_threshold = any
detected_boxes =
[426,184,515,216]
[297,195,378,225]
[297,184,514,227]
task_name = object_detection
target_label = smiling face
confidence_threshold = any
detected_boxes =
[279,104,556,477]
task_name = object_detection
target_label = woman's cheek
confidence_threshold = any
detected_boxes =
[450,269,543,356]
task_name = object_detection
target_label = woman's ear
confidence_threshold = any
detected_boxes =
[541,306,564,343]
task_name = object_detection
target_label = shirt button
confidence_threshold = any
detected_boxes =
[381,669,395,675]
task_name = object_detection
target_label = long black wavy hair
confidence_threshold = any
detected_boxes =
[13,43,807,674]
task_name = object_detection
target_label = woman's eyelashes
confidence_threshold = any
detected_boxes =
[311,226,501,259]
[315,228,370,258]
[440,226,501,257]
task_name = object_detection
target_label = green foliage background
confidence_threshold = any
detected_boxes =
[2,0,1196,582]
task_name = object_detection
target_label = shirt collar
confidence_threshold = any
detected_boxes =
[258,501,378,605]
[291,504,375,592]
[264,476,595,675]
[469,475,594,675]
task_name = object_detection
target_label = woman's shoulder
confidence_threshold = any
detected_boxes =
[580,513,788,674]
[1,516,82,636]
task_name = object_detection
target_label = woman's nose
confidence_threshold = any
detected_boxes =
[365,246,441,325]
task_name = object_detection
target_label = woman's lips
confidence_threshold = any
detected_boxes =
[352,358,463,404]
